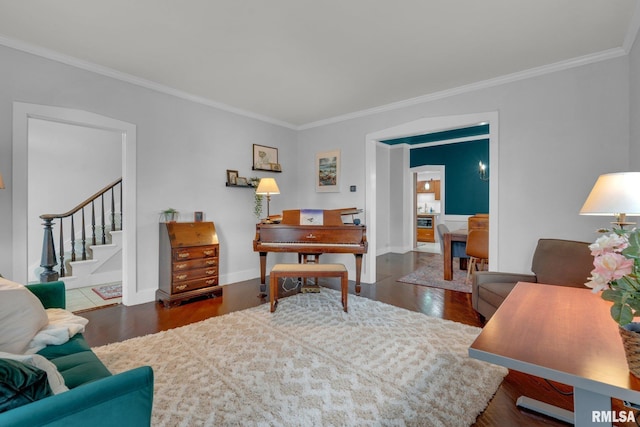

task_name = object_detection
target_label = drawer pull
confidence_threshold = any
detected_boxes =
[176,274,188,280]
[178,252,190,259]
[175,264,187,270]
[203,250,215,256]
[205,279,216,285]
[176,284,187,291]
[206,260,217,265]
[205,269,215,275]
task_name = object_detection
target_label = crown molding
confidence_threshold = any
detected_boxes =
[298,47,627,130]
[0,33,631,132]
[623,0,640,54]
[0,34,298,130]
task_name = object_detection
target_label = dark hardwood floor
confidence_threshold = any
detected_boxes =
[79,251,630,426]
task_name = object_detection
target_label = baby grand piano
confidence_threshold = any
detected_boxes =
[253,209,368,296]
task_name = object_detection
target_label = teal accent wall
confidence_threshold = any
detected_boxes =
[382,124,489,145]
[410,139,489,215]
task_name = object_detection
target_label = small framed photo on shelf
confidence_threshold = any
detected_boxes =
[253,144,279,172]
[236,177,248,186]
[226,170,239,185]
[194,211,203,222]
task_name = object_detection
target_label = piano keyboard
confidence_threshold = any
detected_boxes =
[261,242,361,247]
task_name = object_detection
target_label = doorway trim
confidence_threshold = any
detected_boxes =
[12,102,139,305]
[365,111,499,284]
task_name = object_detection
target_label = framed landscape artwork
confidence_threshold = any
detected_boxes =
[315,150,340,192]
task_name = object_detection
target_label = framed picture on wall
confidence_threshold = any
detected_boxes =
[253,144,280,172]
[315,150,340,192]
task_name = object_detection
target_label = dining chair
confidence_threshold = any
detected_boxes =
[436,224,468,259]
[465,229,489,283]
[436,223,449,254]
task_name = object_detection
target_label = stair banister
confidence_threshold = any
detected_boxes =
[39,178,123,282]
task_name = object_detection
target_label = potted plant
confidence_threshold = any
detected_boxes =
[161,208,179,223]
[249,177,263,219]
[585,228,640,376]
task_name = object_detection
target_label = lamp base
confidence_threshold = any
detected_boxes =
[614,213,636,229]
[613,221,636,230]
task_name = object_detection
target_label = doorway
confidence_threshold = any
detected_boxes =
[12,102,138,305]
[27,119,122,280]
[364,111,499,283]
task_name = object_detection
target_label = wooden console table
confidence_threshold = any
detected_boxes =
[469,282,640,426]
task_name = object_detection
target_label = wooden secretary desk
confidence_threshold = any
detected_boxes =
[157,221,221,307]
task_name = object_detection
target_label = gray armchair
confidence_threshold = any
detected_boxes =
[472,238,594,319]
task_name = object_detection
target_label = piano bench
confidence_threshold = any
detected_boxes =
[269,263,348,313]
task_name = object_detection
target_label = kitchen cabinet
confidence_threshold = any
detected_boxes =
[417,214,436,243]
[417,180,440,200]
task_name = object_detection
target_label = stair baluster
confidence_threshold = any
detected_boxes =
[101,194,106,245]
[91,201,96,246]
[58,219,66,277]
[70,214,76,262]
[120,183,123,229]
[81,207,87,261]
[38,178,122,282]
[111,187,116,232]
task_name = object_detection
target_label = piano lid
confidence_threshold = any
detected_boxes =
[280,208,359,226]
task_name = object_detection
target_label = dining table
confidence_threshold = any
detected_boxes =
[443,229,467,280]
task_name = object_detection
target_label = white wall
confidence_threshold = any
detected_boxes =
[388,146,409,253]
[298,55,630,275]
[0,44,297,302]
[375,144,390,253]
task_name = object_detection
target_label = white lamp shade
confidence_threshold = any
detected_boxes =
[255,178,280,195]
[580,172,640,216]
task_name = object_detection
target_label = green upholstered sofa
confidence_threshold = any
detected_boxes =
[0,281,154,427]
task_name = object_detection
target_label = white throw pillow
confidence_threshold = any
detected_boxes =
[0,278,49,354]
[0,351,68,394]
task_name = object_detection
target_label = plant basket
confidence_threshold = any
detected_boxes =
[618,322,640,378]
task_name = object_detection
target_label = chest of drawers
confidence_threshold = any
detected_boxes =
[157,221,221,307]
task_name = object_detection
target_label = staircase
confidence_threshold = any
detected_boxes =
[37,178,123,289]
[62,227,122,290]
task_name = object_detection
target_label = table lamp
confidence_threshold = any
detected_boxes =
[255,178,280,218]
[580,172,640,229]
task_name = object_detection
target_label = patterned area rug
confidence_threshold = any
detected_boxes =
[91,283,122,300]
[397,253,472,293]
[94,289,506,426]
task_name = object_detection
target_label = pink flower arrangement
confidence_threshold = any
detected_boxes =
[586,229,640,325]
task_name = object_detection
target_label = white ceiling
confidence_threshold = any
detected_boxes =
[0,0,637,128]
